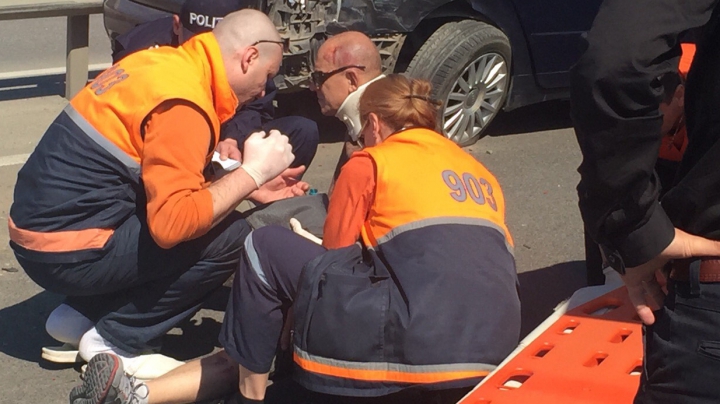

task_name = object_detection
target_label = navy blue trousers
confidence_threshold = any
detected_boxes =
[219,225,325,373]
[20,212,250,355]
[231,116,319,170]
[635,268,720,404]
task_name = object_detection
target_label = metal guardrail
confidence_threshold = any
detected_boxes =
[0,0,104,99]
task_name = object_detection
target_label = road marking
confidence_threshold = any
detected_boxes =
[0,63,112,81]
[0,154,30,167]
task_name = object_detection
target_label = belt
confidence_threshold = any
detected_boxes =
[670,258,720,283]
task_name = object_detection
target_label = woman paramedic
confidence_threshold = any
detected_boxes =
[71,74,521,404]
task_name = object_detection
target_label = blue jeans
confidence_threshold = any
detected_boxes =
[635,267,720,403]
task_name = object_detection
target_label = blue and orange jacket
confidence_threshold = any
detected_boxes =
[9,33,238,263]
[293,128,521,397]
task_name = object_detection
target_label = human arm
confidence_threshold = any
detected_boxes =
[323,154,376,249]
[570,0,716,267]
[142,102,292,248]
[328,138,363,196]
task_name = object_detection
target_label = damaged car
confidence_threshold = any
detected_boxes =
[104,0,603,145]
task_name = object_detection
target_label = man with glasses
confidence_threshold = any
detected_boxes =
[12,9,304,382]
[112,0,319,176]
[309,31,384,185]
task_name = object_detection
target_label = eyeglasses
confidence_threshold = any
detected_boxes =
[252,39,288,53]
[310,65,366,88]
[356,117,370,148]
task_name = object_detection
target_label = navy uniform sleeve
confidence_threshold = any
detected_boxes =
[112,17,176,63]
[221,80,277,143]
[570,0,717,267]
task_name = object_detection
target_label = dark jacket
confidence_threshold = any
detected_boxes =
[570,0,720,268]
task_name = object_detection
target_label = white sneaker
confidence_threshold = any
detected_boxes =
[79,327,184,380]
[41,343,83,364]
[121,353,185,380]
[45,304,93,346]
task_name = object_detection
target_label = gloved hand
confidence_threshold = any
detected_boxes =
[241,130,294,187]
[290,218,322,245]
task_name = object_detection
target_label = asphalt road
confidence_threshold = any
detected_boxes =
[0,90,588,403]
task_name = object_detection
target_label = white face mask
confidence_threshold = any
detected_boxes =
[335,74,385,142]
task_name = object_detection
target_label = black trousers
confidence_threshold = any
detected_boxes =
[20,212,250,355]
[635,270,720,403]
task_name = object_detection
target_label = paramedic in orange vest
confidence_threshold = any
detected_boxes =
[8,9,306,380]
[230,73,521,402]
[69,74,521,404]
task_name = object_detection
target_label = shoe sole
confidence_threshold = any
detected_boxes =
[69,353,123,404]
[41,346,83,363]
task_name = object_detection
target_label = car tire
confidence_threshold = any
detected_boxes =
[406,20,511,146]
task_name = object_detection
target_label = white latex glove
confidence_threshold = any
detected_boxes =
[241,130,294,187]
[290,218,322,245]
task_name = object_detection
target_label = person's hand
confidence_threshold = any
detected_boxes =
[241,130,294,187]
[622,228,720,325]
[215,138,242,162]
[289,218,323,245]
[250,166,309,204]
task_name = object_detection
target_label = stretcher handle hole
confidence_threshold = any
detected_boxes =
[610,329,633,343]
[628,361,643,376]
[560,321,579,335]
[534,343,554,358]
[583,352,608,367]
[499,373,532,390]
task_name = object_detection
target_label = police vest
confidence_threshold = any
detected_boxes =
[293,128,521,397]
[9,33,238,263]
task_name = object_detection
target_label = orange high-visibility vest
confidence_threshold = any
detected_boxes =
[8,33,238,262]
[70,32,238,164]
[293,128,520,397]
[360,128,513,250]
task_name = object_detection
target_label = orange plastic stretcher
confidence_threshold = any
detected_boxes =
[458,282,643,404]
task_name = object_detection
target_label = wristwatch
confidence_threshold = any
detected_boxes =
[599,245,626,275]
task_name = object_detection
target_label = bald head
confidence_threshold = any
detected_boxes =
[214,9,280,57]
[213,9,282,107]
[317,31,382,81]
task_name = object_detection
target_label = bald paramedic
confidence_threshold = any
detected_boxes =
[8,9,298,379]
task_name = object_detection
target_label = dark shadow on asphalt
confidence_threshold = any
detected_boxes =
[0,290,63,363]
[0,285,229,367]
[518,260,588,339]
[0,70,105,101]
[485,100,573,138]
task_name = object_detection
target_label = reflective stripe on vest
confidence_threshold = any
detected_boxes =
[65,104,141,175]
[294,346,494,384]
[8,217,113,253]
[372,216,514,255]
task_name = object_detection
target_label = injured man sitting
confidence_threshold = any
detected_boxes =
[70,74,522,404]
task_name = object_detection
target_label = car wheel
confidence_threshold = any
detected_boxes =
[406,20,511,146]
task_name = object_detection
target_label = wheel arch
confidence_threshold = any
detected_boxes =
[393,0,533,81]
